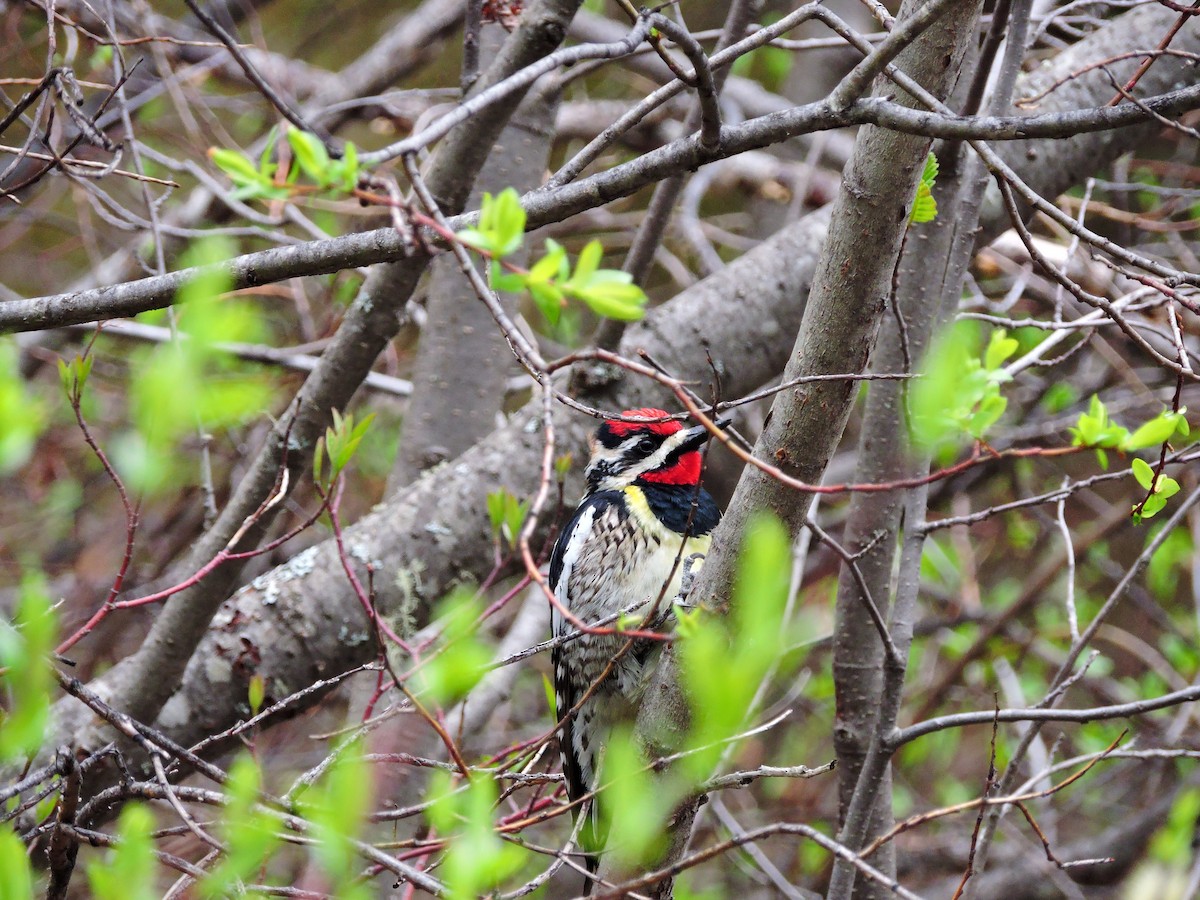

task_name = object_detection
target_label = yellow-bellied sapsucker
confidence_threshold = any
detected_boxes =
[550,407,722,886]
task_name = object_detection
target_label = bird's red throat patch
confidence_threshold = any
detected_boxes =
[639,451,701,485]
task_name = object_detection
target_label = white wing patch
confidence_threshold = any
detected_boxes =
[552,504,596,639]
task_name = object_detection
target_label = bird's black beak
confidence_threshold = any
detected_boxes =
[679,416,731,454]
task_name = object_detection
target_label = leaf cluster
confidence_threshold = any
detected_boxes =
[209,128,359,201]
[426,772,526,899]
[0,339,47,476]
[910,323,1017,459]
[415,591,493,707]
[105,237,274,494]
[294,740,372,900]
[486,487,529,549]
[87,805,157,900]
[595,513,805,868]
[458,188,649,323]
[198,755,281,898]
[0,575,56,761]
[314,408,376,489]
[1069,395,1189,521]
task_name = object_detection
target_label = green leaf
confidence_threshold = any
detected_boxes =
[1070,394,1130,451]
[910,185,936,224]
[87,805,157,900]
[528,280,565,325]
[909,321,978,452]
[491,188,527,257]
[488,260,526,294]
[287,129,331,185]
[921,150,939,185]
[572,274,647,322]
[88,43,114,70]
[57,353,93,400]
[0,826,33,900]
[529,241,568,282]
[984,328,1019,370]
[1131,457,1156,491]
[554,452,572,482]
[0,575,56,761]
[258,127,280,178]
[199,754,280,899]
[602,729,674,866]
[1174,408,1190,438]
[1148,527,1192,600]
[248,674,265,715]
[572,239,603,284]
[193,378,273,431]
[209,147,266,188]
[119,236,272,493]
[1137,493,1168,521]
[967,392,1007,438]
[455,228,493,253]
[1131,462,1180,522]
[338,140,359,191]
[468,188,528,259]
[678,513,794,780]
[293,739,370,899]
[486,487,527,546]
[486,490,504,535]
[523,240,571,322]
[1126,411,1187,450]
[427,771,527,898]
[1159,474,1181,500]
[1041,382,1077,414]
[910,151,939,223]
[111,430,173,495]
[320,410,376,483]
[415,590,491,706]
[1150,787,1200,863]
[0,339,47,475]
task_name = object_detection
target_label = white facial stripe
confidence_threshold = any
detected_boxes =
[585,427,698,492]
[621,429,692,479]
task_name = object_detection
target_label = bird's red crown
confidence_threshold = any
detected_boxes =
[602,408,682,438]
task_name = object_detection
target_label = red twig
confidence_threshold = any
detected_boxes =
[56,384,140,655]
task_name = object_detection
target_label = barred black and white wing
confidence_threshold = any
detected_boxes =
[549,496,599,808]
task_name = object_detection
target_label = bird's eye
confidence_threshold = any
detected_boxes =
[635,436,657,453]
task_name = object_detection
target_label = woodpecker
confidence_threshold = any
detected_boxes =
[549,407,722,886]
